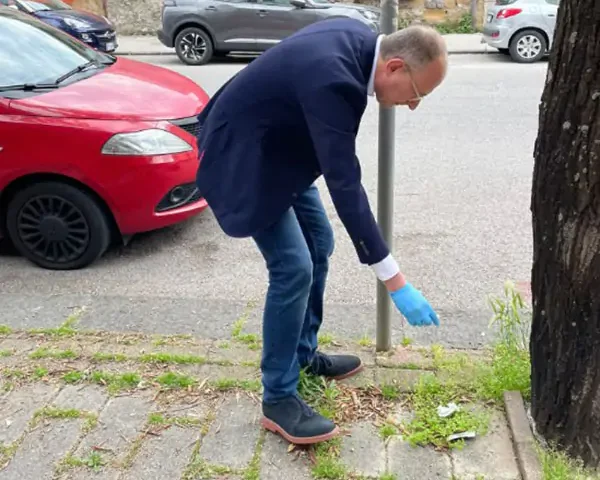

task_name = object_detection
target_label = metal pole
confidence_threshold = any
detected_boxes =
[376,0,397,352]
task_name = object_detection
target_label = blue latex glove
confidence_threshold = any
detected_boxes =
[390,282,440,327]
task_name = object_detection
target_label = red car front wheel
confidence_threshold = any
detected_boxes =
[6,181,111,270]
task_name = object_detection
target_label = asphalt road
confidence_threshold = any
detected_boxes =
[0,53,547,349]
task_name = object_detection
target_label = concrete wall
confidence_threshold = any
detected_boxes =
[76,0,485,35]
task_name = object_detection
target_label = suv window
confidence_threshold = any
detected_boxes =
[495,0,517,4]
[0,12,110,87]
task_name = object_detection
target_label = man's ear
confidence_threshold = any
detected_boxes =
[385,57,406,74]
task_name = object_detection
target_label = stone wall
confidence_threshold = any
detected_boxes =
[88,0,484,35]
[106,0,162,35]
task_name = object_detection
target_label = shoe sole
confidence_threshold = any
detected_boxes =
[261,417,340,445]
[330,363,365,381]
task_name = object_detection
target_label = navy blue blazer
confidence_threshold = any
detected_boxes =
[195,18,389,266]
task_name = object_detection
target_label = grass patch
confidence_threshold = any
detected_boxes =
[401,373,490,449]
[212,378,262,392]
[61,452,105,472]
[0,325,13,335]
[182,456,235,480]
[434,13,477,34]
[358,334,373,348]
[62,371,84,383]
[33,367,48,379]
[33,407,98,432]
[401,336,413,347]
[231,316,261,350]
[155,372,197,389]
[380,475,397,480]
[311,438,346,480]
[27,310,83,337]
[139,352,206,365]
[318,333,335,347]
[539,445,600,480]
[0,350,12,357]
[92,352,128,362]
[381,384,401,401]
[3,369,25,379]
[298,370,341,421]
[400,281,532,450]
[243,432,265,480]
[148,413,202,427]
[29,347,78,360]
[91,371,141,394]
[379,422,399,440]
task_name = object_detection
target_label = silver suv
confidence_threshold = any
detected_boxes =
[482,0,559,63]
[157,0,380,65]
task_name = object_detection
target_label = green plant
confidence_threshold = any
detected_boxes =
[435,13,477,34]
[539,444,600,480]
[488,280,529,351]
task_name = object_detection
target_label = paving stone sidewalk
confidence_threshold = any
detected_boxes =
[0,321,522,480]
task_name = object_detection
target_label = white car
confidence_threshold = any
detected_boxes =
[482,0,559,63]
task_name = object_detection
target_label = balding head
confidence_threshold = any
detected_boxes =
[373,25,448,109]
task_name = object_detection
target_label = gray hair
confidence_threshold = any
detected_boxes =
[379,25,447,70]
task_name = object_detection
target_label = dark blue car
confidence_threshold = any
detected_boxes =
[0,0,117,52]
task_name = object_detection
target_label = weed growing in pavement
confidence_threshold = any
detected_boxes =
[0,350,12,357]
[311,437,347,480]
[379,422,399,440]
[539,444,600,480]
[27,309,84,337]
[0,325,13,335]
[401,281,532,449]
[212,378,262,392]
[90,371,141,394]
[298,369,341,421]
[155,371,196,389]
[139,352,207,365]
[401,336,413,347]
[92,352,128,362]
[379,474,398,480]
[232,318,261,350]
[33,367,48,379]
[318,333,335,347]
[29,348,79,360]
[61,452,105,472]
[243,432,265,480]
[358,334,373,348]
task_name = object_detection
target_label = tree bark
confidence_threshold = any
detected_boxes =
[530,0,600,468]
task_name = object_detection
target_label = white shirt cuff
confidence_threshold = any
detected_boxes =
[371,253,400,282]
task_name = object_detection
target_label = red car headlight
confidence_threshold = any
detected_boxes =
[101,128,193,156]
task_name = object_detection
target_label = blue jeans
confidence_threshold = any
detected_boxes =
[252,184,334,403]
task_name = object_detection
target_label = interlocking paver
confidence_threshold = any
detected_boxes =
[0,383,59,445]
[388,438,452,479]
[52,385,108,412]
[452,411,521,480]
[121,425,198,480]
[74,393,153,463]
[260,433,312,480]
[0,419,81,480]
[198,395,261,469]
[340,421,385,477]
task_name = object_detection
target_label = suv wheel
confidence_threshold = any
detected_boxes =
[175,27,214,66]
[509,30,546,63]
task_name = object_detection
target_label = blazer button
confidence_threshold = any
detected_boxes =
[292,193,298,198]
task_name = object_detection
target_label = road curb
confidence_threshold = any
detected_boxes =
[503,391,543,480]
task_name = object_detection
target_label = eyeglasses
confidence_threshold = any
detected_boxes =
[405,64,423,103]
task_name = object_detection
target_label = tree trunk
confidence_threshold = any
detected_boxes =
[530,0,600,468]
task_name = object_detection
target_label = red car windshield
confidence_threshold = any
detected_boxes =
[0,10,110,88]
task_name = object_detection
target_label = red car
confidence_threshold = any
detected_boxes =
[0,8,209,270]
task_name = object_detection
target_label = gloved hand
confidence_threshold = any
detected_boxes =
[390,282,440,327]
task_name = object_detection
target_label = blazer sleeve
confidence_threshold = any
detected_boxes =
[299,80,390,265]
